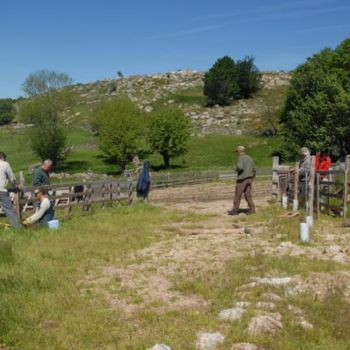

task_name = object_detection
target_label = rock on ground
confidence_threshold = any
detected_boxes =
[197,332,225,350]
[219,306,246,321]
[147,345,171,350]
[247,313,283,336]
[231,343,259,350]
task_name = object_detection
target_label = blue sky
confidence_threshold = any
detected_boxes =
[1,0,349,98]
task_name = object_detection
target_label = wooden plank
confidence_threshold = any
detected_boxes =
[272,156,279,200]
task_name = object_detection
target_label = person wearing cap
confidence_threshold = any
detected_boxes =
[228,146,256,215]
[0,152,21,228]
[32,159,53,187]
[23,188,54,226]
[298,147,311,202]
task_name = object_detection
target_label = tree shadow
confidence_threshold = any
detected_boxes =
[150,164,185,171]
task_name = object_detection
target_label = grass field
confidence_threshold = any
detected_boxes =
[1,203,349,349]
[0,126,280,178]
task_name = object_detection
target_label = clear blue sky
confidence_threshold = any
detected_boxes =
[1,0,349,98]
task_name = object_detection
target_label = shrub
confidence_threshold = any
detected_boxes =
[0,99,15,125]
[96,99,144,170]
[148,106,191,168]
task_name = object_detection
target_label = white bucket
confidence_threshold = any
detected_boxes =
[300,222,309,242]
[293,199,299,212]
[306,216,314,228]
[48,219,60,230]
[282,195,288,209]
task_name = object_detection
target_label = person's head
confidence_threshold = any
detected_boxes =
[236,145,246,155]
[34,188,47,201]
[42,159,53,172]
[300,147,310,158]
[0,152,7,161]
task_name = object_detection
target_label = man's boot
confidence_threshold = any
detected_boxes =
[227,208,239,216]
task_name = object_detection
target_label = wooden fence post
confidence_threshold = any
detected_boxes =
[307,156,316,218]
[128,181,133,205]
[272,156,279,200]
[343,155,350,219]
[293,162,299,212]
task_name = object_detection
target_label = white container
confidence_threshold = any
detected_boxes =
[48,219,60,230]
[300,222,309,242]
[306,215,314,228]
[282,195,288,209]
[293,199,299,212]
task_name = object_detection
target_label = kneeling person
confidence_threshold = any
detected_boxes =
[23,188,54,226]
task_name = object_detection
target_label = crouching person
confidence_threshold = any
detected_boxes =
[23,188,54,226]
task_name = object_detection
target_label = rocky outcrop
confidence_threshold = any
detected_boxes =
[68,70,291,135]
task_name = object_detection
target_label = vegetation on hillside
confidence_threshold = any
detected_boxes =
[148,106,191,168]
[204,56,261,106]
[96,99,145,170]
[281,37,350,159]
[0,98,15,125]
[19,70,75,164]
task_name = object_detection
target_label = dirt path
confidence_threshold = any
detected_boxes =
[80,181,350,315]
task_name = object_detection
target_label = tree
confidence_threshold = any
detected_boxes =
[0,99,15,125]
[237,56,261,98]
[280,37,350,159]
[20,70,74,164]
[204,56,239,106]
[96,99,144,171]
[148,106,191,168]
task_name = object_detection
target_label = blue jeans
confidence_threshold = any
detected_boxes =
[0,191,20,228]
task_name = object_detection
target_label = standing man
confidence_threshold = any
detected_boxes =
[0,152,21,228]
[228,146,256,215]
[32,159,53,187]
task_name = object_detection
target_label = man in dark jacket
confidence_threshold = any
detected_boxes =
[228,146,256,215]
[32,160,53,187]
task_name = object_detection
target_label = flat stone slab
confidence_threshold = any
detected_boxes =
[197,332,225,350]
[247,313,283,336]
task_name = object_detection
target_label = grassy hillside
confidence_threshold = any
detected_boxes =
[0,126,280,179]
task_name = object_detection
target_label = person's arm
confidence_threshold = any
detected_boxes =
[252,160,257,177]
[25,199,50,224]
[5,163,17,187]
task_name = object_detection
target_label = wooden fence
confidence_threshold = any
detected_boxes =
[272,155,350,218]
[12,179,134,221]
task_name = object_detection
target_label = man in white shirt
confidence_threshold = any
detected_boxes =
[23,188,54,226]
[0,152,20,228]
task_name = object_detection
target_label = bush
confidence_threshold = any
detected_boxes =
[20,70,74,164]
[204,56,239,106]
[96,99,144,170]
[237,56,261,98]
[280,37,350,159]
[204,56,261,106]
[148,106,191,168]
[0,99,15,125]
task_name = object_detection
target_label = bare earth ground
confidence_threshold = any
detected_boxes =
[79,181,350,319]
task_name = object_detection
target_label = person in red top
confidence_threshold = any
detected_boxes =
[315,151,331,178]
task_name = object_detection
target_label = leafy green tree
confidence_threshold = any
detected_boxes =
[237,56,261,98]
[0,99,15,125]
[281,38,350,159]
[148,106,191,168]
[204,56,239,106]
[96,99,144,171]
[20,70,74,164]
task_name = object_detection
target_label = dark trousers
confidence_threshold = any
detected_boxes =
[233,178,255,211]
[0,191,20,228]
